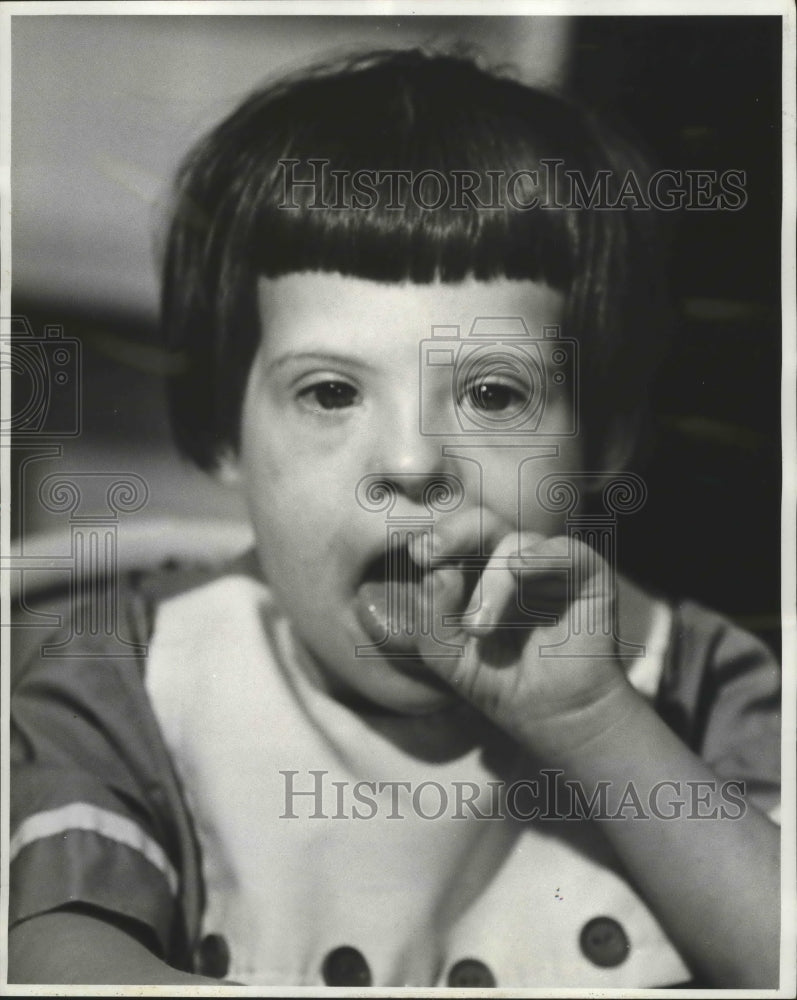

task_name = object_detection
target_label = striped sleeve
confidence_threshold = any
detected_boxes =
[657,600,782,818]
[9,587,198,962]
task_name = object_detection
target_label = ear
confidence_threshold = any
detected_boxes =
[212,450,243,489]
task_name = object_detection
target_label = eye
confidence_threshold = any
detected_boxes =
[297,379,360,413]
[465,379,529,413]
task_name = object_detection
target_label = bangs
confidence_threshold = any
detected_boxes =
[249,164,578,287]
[192,50,616,289]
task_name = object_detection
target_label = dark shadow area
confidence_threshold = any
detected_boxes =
[570,16,782,656]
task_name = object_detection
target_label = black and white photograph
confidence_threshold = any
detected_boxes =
[1,2,794,994]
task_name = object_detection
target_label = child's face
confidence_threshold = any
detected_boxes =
[233,272,582,714]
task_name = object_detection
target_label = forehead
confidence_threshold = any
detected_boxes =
[256,273,565,354]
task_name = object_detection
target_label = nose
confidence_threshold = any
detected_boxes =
[366,400,451,506]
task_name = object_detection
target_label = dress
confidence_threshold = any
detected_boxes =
[9,555,782,987]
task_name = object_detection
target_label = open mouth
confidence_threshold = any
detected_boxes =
[355,537,430,654]
[353,534,487,656]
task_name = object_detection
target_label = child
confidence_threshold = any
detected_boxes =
[9,49,781,988]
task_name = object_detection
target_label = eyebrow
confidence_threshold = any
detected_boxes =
[264,351,380,376]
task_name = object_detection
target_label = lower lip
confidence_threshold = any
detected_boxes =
[354,577,430,656]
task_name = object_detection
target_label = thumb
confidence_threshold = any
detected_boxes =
[413,563,474,684]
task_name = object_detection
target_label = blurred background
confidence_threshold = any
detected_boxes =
[9,14,782,653]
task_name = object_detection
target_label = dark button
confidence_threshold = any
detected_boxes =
[322,945,372,986]
[580,916,630,968]
[447,958,497,988]
[196,932,230,978]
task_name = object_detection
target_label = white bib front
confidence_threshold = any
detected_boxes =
[145,572,690,987]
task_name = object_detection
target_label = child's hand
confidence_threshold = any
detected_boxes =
[416,519,635,765]
[413,516,781,988]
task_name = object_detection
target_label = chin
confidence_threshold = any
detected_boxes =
[307,625,459,716]
[356,658,460,716]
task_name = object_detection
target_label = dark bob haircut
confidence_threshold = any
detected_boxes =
[160,48,669,471]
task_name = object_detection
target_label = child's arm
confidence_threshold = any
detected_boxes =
[8,911,222,985]
[10,589,207,985]
[547,681,780,987]
[417,532,781,987]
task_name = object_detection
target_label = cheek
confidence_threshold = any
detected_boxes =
[240,442,358,570]
[241,394,367,485]
[478,443,584,536]
[240,415,328,508]
[522,442,584,534]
